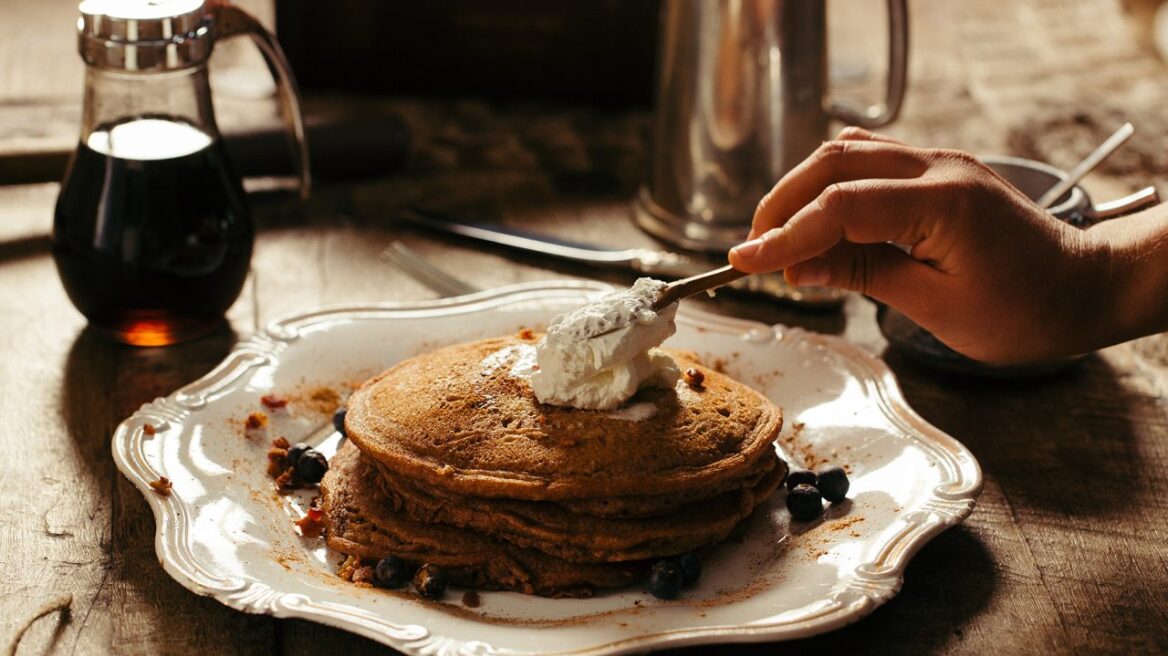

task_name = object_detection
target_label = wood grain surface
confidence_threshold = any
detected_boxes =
[2,0,1167,654]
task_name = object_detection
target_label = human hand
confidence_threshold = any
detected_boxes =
[727,128,1114,364]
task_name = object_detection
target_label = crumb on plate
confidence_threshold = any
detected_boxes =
[245,412,268,431]
[148,476,172,496]
[261,394,289,410]
[295,506,325,538]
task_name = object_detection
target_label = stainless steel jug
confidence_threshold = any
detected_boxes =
[636,0,908,252]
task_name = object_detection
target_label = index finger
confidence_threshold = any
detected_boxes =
[833,126,909,145]
[750,139,929,239]
[733,178,939,273]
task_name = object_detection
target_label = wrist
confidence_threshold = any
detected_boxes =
[1044,222,1116,358]
[1081,208,1168,349]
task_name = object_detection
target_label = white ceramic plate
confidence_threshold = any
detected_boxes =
[112,281,982,655]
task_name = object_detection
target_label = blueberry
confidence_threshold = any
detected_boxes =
[332,408,347,436]
[817,466,850,503]
[413,564,448,600]
[676,552,702,586]
[286,442,311,465]
[647,560,684,600]
[786,469,817,492]
[295,448,329,483]
[374,556,409,589]
[787,483,823,521]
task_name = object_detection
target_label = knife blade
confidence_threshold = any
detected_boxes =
[399,208,846,308]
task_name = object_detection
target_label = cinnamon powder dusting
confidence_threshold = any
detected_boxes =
[302,387,341,415]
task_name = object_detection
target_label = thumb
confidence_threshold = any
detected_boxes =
[785,242,943,312]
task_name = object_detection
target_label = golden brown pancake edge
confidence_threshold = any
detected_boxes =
[344,336,784,502]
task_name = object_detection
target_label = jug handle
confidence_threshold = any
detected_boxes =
[212,4,311,200]
[827,0,909,129]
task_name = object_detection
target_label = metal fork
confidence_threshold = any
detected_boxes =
[380,241,480,297]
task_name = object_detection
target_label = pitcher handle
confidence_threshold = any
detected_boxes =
[212,4,311,199]
[827,0,909,129]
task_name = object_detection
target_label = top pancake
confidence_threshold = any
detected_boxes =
[345,335,782,501]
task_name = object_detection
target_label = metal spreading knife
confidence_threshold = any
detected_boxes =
[399,208,845,308]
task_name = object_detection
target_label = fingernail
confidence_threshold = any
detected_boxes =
[793,260,830,287]
[731,238,763,260]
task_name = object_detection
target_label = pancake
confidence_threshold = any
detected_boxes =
[326,334,788,597]
[551,449,776,518]
[368,450,786,562]
[322,442,646,597]
[344,336,783,502]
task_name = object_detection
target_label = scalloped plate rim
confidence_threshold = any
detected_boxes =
[111,280,983,655]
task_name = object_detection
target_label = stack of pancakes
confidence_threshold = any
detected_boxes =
[321,334,786,597]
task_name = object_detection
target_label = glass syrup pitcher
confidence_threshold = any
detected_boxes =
[53,0,309,346]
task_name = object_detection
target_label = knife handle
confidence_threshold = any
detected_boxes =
[655,265,748,309]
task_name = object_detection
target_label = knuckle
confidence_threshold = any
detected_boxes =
[822,138,851,158]
[836,125,871,141]
[812,139,850,170]
[919,150,995,219]
[816,182,852,215]
[933,148,982,172]
[934,174,983,197]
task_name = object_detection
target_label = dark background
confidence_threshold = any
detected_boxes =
[277,0,661,106]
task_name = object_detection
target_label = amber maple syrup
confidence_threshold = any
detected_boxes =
[52,117,252,346]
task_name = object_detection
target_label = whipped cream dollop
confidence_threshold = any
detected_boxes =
[529,278,680,410]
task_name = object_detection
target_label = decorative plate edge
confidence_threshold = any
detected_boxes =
[111,282,983,656]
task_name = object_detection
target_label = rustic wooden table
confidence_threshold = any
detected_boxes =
[3,0,1168,654]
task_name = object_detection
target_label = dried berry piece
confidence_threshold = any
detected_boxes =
[261,394,288,410]
[517,327,535,340]
[148,476,172,496]
[296,449,329,484]
[787,483,823,521]
[245,412,268,430]
[351,566,375,587]
[816,466,850,503]
[332,408,347,436]
[647,560,683,599]
[274,467,298,493]
[676,552,702,586]
[337,554,361,581]
[374,556,409,589]
[413,564,448,600]
[786,469,817,492]
[142,423,157,436]
[266,438,289,475]
[294,506,325,538]
[683,367,705,388]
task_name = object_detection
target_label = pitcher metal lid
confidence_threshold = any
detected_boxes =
[78,0,214,71]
